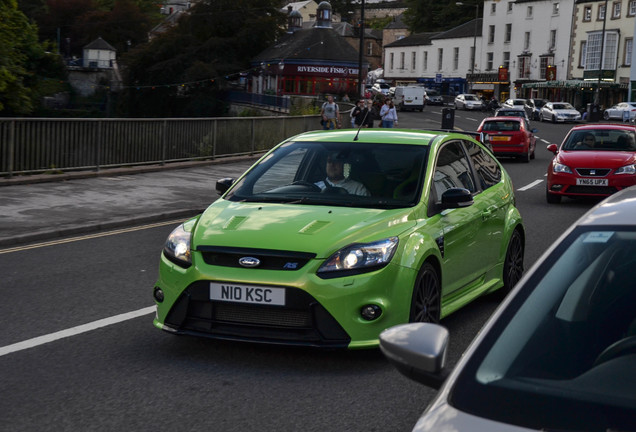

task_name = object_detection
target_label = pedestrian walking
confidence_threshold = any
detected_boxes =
[381,100,398,128]
[321,95,340,130]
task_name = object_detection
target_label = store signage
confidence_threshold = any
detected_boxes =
[279,64,360,77]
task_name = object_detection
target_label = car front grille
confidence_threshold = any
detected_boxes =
[565,186,618,195]
[163,281,350,347]
[575,168,611,177]
[197,246,315,271]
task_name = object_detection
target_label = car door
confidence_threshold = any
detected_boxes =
[426,141,494,295]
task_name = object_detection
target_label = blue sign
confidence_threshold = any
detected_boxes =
[435,74,442,84]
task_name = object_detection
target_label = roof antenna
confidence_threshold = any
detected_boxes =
[353,107,370,141]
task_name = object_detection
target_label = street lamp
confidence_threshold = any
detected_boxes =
[358,0,365,97]
[456,2,479,91]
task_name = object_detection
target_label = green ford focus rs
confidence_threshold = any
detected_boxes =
[153,129,525,349]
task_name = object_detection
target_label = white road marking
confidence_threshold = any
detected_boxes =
[518,179,544,191]
[0,306,156,358]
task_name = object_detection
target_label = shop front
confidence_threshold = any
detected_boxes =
[521,80,628,112]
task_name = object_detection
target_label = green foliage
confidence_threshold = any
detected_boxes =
[117,0,286,117]
[403,0,479,32]
[366,16,393,30]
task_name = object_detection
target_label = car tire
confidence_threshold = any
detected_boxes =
[546,189,561,204]
[520,150,530,163]
[500,229,524,297]
[530,147,536,160]
[409,262,441,323]
[603,112,610,121]
[552,114,557,123]
[539,113,545,122]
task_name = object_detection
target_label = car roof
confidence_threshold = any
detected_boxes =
[483,116,522,122]
[577,186,636,226]
[287,129,468,145]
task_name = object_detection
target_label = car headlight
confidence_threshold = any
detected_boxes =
[553,161,573,174]
[163,221,195,267]
[615,164,636,175]
[318,237,399,276]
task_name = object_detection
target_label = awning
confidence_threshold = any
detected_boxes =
[521,80,626,89]
[472,83,494,90]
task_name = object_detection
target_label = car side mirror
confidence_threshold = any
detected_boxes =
[216,177,235,195]
[441,187,474,209]
[379,323,450,390]
[547,144,558,154]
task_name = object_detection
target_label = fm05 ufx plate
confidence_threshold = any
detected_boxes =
[210,282,286,306]
[576,178,608,186]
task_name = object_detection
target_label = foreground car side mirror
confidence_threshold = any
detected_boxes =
[216,177,235,195]
[547,144,558,154]
[379,323,450,390]
[441,187,474,209]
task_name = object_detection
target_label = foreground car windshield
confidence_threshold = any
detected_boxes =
[451,227,636,430]
[562,128,636,151]
[226,141,428,208]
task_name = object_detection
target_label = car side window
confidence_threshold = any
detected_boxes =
[432,141,476,200]
[464,140,502,190]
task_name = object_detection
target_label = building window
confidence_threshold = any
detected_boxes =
[524,32,531,51]
[579,41,587,67]
[390,52,394,71]
[598,3,606,20]
[507,2,513,13]
[518,56,531,78]
[453,47,459,70]
[612,1,621,18]
[629,0,636,16]
[491,3,496,14]
[540,56,553,79]
[400,52,405,69]
[488,25,495,44]
[503,51,510,69]
[505,24,511,43]
[438,48,443,71]
[367,42,373,56]
[487,52,494,70]
[412,52,416,71]
[527,6,533,17]
[583,6,592,21]
[585,31,619,70]
[423,51,428,70]
[624,38,633,66]
[553,2,560,15]
[549,30,557,51]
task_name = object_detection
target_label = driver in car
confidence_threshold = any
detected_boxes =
[315,155,370,196]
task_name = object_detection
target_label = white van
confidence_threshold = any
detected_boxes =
[394,86,426,111]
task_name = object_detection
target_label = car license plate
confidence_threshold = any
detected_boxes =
[576,178,608,186]
[210,282,285,306]
[490,136,511,142]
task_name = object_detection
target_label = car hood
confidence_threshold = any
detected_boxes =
[553,109,580,115]
[191,200,416,257]
[558,150,636,167]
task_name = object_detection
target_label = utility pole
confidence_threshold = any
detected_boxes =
[358,0,365,97]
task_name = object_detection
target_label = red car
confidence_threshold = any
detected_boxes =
[546,124,636,203]
[477,116,537,162]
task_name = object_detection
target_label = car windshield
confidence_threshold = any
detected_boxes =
[482,121,520,132]
[225,141,429,209]
[451,227,636,430]
[496,110,525,118]
[512,100,525,105]
[534,100,547,108]
[562,129,636,151]
[464,95,478,101]
[553,103,574,110]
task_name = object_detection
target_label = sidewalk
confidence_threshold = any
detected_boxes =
[0,157,259,247]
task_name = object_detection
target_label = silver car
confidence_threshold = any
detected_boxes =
[540,102,582,123]
[380,185,636,431]
[454,94,483,110]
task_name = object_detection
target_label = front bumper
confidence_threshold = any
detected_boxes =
[547,172,636,197]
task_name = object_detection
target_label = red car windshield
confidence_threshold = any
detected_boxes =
[562,129,636,151]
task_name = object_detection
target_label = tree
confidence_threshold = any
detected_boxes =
[403,0,479,33]
[0,0,66,115]
[118,0,286,117]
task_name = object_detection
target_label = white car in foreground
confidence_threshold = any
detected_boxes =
[380,185,636,431]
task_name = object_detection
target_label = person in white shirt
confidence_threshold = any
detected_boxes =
[381,100,398,128]
[321,95,341,130]
[314,155,370,196]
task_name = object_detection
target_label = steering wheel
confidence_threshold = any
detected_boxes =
[290,181,321,192]
[321,185,349,195]
[593,335,636,367]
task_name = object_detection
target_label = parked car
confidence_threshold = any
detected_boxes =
[603,102,636,121]
[153,129,524,349]
[494,107,531,123]
[524,98,549,120]
[454,94,483,110]
[380,185,636,432]
[371,82,391,95]
[502,98,527,109]
[540,102,582,123]
[477,116,537,162]
[424,89,444,105]
[546,123,636,203]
